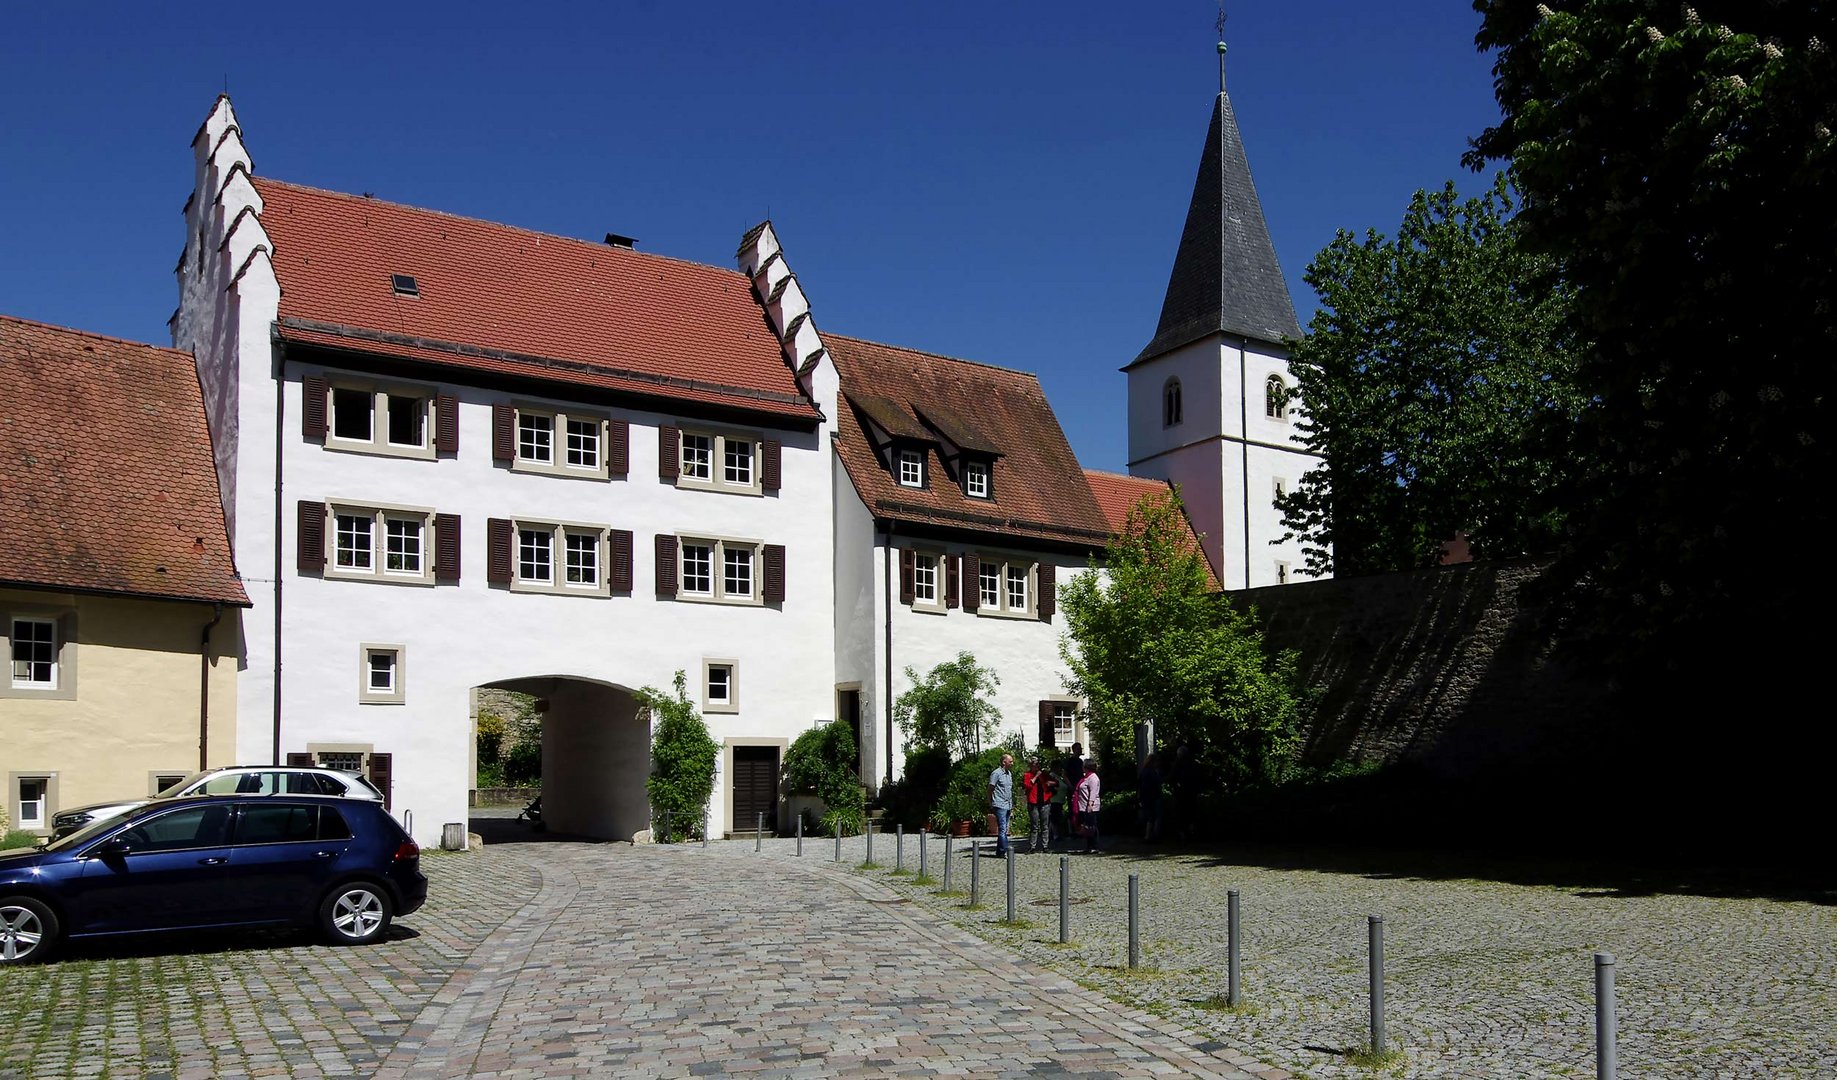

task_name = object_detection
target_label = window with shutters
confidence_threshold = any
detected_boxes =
[358,643,406,705]
[320,378,438,460]
[677,427,763,494]
[509,405,612,480]
[5,610,76,698]
[972,556,1036,617]
[911,551,942,610]
[676,535,764,605]
[508,519,612,596]
[1052,701,1078,747]
[323,503,437,585]
[703,659,738,713]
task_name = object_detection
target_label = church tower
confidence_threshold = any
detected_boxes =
[1125,40,1326,589]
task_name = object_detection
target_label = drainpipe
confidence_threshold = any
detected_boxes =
[272,342,286,765]
[883,527,895,786]
[199,602,224,770]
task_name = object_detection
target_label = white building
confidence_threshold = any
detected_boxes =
[1126,55,1327,588]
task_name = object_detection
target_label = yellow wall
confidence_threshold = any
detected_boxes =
[1,588,240,832]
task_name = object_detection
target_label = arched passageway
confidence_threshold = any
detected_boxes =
[478,676,649,841]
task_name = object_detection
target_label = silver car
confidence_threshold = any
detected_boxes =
[49,766,384,839]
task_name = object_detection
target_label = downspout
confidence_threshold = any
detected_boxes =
[199,601,224,770]
[272,342,286,765]
[883,527,895,786]
[1239,342,1251,589]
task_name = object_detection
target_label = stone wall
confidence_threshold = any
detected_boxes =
[1234,558,1613,777]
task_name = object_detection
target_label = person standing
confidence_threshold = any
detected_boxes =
[1061,743,1086,847]
[1021,757,1054,853]
[988,752,1015,856]
[1074,763,1102,852]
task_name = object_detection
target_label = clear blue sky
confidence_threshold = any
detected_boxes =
[1,2,1498,472]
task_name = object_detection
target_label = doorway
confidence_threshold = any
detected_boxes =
[730,745,779,835]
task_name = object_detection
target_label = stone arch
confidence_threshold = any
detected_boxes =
[476,674,650,841]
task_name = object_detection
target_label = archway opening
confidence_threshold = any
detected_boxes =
[474,675,649,841]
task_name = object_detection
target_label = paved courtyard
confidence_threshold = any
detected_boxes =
[0,825,1830,1078]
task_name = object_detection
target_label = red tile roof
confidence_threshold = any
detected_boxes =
[251,179,820,424]
[0,315,249,606]
[827,334,1112,548]
[1084,469,1220,588]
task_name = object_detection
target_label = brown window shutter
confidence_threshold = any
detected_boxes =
[434,513,461,582]
[945,551,959,609]
[1038,563,1057,622]
[286,752,314,767]
[655,534,679,595]
[302,376,329,439]
[297,501,326,573]
[761,439,782,492]
[487,518,513,583]
[492,404,515,462]
[435,394,459,453]
[610,529,634,592]
[659,425,680,480]
[899,547,915,605]
[608,419,630,476]
[367,752,392,811]
[961,556,980,612]
[763,543,786,603]
[1038,701,1057,750]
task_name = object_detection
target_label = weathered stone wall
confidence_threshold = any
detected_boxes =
[1233,558,1614,777]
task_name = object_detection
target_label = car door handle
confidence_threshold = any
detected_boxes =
[199,856,228,866]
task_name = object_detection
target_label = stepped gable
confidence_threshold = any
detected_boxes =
[252,179,820,423]
[0,315,249,606]
[828,334,1111,548]
[1132,87,1302,365]
[1083,469,1219,588]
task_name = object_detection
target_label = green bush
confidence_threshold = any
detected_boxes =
[933,743,1018,834]
[476,693,543,788]
[876,745,951,830]
[783,718,863,815]
[895,652,1001,759]
[0,830,40,851]
[642,673,719,842]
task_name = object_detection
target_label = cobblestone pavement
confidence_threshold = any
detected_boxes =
[791,831,1837,1079]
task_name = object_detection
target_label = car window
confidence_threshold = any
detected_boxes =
[157,772,206,797]
[315,774,349,796]
[348,775,385,799]
[114,805,232,853]
[235,804,318,844]
[283,771,325,795]
[319,807,354,841]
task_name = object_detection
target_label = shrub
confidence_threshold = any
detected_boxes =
[783,718,864,815]
[0,830,39,851]
[642,672,719,842]
[933,742,1020,834]
[876,745,952,830]
[895,652,1001,759]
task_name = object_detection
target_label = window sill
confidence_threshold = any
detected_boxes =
[703,702,739,715]
[357,697,407,706]
[509,459,612,482]
[673,478,764,497]
[509,581,613,598]
[974,607,1038,621]
[322,438,438,462]
[674,592,764,608]
[907,603,948,615]
[322,571,438,588]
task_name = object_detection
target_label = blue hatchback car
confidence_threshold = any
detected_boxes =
[0,794,426,964]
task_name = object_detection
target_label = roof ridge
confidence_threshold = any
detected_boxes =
[825,331,1042,382]
[252,176,752,282]
[1084,468,1166,483]
[0,313,190,359]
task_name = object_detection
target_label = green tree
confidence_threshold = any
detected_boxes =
[1467,2,1836,661]
[1278,175,1582,576]
[894,652,1001,761]
[642,673,719,841]
[783,718,865,816]
[1060,489,1304,791]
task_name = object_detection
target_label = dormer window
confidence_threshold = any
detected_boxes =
[1164,378,1183,427]
[897,448,925,488]
[964,460,991,499]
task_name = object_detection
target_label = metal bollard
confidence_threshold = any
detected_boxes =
[1596,952,1617,1080]
[755,812,763,852]
[1369,915,1386,1055]
[834,817,842,861]
[1227,889,1241,1006]
[943,833,953,892]
[970,840,981,905]
[662,809,671,845]
[865,820,875,864]
[1059,855,1070,943]
[920,828,929,879]
[796,814,803,857]
[1127,873,1141,969]
[896,824,904,872]
[701,814,708,849]
[1005,848,1017,922]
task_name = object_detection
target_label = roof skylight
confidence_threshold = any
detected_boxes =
[390,274,420,297]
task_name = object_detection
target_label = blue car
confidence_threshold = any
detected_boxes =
[0,794,426,964]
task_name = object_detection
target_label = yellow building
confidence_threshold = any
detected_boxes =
[1,315,248,835]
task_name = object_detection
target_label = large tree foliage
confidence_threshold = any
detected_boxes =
[1278,175,1582,576]
[895,652,1001,761]
[1060,490,1303,791]
[1467,2,1836,661]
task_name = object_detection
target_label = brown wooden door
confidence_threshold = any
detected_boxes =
[731,746,778,834]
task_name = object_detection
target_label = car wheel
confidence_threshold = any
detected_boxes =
[318,882,393,946]
[0,896,58,965]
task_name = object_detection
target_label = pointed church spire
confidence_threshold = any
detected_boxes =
[1133,43,1301,365]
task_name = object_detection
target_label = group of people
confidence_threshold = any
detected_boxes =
[986,745,1101,856]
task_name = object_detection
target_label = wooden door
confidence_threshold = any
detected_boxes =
[731,746,778,834]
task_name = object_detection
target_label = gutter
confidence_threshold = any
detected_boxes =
[882,525,895,786]
[272,336,286,765]
[199,602,224,770]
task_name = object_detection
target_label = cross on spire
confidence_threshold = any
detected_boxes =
[1216,2,1228,90]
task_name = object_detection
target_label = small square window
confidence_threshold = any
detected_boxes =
[359,645,406,704]
[708,665,731,704]
[368,651,396,693]
[320,751,364,774]
[682,434,714,481]
[965,461,990,499]
[703,659,739,713]
[1274,477,1288,501]
[332,388,373,441]
[1276,561,1290,585]
[897,448,925,488]
[390,274,420,297]
[15,777,49,830]
[10,617,56,688]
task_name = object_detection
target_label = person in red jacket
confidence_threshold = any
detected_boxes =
[1020,758,1056,853]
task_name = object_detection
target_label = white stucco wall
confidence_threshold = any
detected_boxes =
[832,466,882,782]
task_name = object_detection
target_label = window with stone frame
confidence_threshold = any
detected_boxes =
[10,617,56,689]
[911,551,941,607]
[508,520,611,596]
[677,536,763,604]
[326,504,435,584]
[326,381,435,459]
[973,556,1035,617]
[677,429,761,494]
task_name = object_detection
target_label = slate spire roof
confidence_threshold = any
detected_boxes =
[1133,85,1302,364]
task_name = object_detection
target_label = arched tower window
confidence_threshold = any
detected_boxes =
[1163,378,1183,427]
[1265,374,1289,421]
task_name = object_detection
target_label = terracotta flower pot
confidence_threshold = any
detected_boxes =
[952,820,972,837]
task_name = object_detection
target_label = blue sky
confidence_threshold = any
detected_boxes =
[1,2,1499,471]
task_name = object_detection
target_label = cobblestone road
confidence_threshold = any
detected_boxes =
[3,827,1829,1078]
